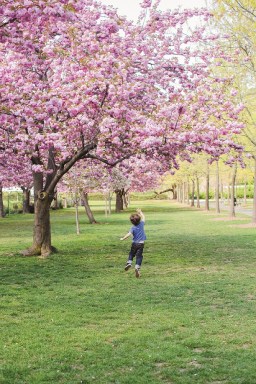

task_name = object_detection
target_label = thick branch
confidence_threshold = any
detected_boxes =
[0,17,17,28]
[46,142,97,193]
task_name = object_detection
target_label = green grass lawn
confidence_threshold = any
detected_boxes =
[1,201,256,384]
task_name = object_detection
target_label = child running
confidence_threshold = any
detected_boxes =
[120,208,146,278]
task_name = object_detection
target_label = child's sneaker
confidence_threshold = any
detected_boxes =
[135,268,141,278]
[125,262,132,271]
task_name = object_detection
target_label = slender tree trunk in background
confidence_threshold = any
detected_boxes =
[172,184,177,200]
[220,180,224,203]
[182,182,186,204]
[191,179,195,207]
[252,158,256,223]
[205,164,210,211]
[123,189,129,208]
[22,187,31,213]
[186,178,190,205]
[0,184,5,217]
[81,191,97,224]
[115,189,124,212]
[177,184,181,202]
[244,178,247,206]
[53,190,58,209]
[196,176,200,208]
[63,198,67,208]
[227,183,230,204]
[75,198,80,234]
[215,161,220,214]
[229,163,237,218]
[180,183,183,203]
[104,192,112,216]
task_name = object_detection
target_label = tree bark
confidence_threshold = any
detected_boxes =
[22,193,54,257]
[196,176,200,208]
[123,190,129,208]
[191,179,195,207]
[21,187,31,214]
[115,189,124,212]
[229,163,237,218]
[0,184,5,217]
[215,161,220,214]
[172,184,177,200]
[186,178,190,205]
[205,164,210,211]
[81,191,97,224]
[182,182,186,204]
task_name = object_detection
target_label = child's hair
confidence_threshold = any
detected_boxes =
[130,213,141,226]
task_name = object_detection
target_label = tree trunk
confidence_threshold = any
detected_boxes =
[229,163,237,218]
[196,176,200,208]
[215,161,220,214]
[52,190,58,209]
[0,184,5,217]
[244,178,247,206]
[81,191,97,224]
[115,189,124,212]
[75,199,80,234]
[123,190,129,208]
[22,143,97,257]
[186,178,190,205]
[177,184,181,202]
[22,194,54,257]
[205,164,210,211]
[191,179,195,207]
[63,198,67,208]
[252,158,256,223]
[182,182,186,204]
[22,187,31,214]
[172,184,177,200]
[104,192,112,216]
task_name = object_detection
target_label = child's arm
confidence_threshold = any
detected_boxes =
[120,232,132,241]
[136,208,145,222]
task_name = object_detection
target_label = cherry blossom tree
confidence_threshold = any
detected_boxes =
[0,0,244,256]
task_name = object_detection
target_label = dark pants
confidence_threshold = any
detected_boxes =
[128,242,144,267]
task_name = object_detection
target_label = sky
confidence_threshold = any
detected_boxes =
[100,0,208,20]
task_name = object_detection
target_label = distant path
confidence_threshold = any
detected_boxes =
[196,200,253,217]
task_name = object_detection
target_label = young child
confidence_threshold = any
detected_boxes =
[120,208,146,278]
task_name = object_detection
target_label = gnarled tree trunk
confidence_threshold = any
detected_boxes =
[22,192,54,257]
[22,142,97,257]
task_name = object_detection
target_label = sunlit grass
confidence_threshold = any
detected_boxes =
[1,200,256,383]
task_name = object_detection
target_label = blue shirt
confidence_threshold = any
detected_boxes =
[130,221,146,243]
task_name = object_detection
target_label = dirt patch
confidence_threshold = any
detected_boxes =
[229,222,256,228]
[211,217,248,222]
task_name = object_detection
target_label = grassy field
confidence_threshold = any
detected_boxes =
[1,200,256,384]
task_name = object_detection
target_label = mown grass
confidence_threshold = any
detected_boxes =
[1,200,256,384]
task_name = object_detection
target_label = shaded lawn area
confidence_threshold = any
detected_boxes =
[1,200,256,384]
